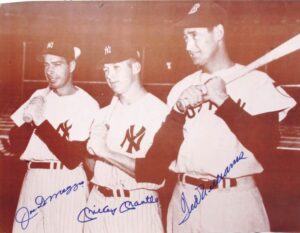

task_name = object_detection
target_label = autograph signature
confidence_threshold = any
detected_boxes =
[15,180,84,230]
[77,195,159,223]
[179,151,247,225]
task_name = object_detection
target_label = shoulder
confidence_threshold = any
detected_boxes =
[93,102,116,125]
[76,87,100,109]
[145,93,169,116]
[232,64,274,88]
[31,87,51,98]
[228,64,296,115]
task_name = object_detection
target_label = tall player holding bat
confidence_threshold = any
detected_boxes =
[130,2,297,232]
[9,41,99,233]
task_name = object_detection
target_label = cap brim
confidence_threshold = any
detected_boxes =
[36,47,80,62]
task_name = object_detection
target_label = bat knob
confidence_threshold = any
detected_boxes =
[23,113,33,123]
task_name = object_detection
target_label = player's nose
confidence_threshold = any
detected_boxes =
[45,66,55,75]
[185,38,196,52]
[104,69,115,81]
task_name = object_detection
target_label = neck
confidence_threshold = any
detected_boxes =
[203,43,234,74]
[119,83,147,105]
[54,84,77,96]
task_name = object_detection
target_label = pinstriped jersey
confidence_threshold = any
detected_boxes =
[92,93,169,190]
[11,87,99,161]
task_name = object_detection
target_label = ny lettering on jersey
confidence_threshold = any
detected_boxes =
[120,125,146,153]
[56,120,72,140]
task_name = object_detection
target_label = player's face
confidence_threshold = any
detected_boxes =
[103,60,135,95]
[183,27,219,67]
[43,54,73,90]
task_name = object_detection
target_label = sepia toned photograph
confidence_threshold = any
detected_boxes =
[0,1,299,232]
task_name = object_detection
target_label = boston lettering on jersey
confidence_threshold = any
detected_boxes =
[187,98,245,119]
[56,120,72,140]
[120,125,146,153]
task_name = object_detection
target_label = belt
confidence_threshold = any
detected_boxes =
[27,161,64,170]
[95,185,130,198]
[178,173,237,189]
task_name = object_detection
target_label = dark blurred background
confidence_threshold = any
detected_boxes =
[0,1,300,232]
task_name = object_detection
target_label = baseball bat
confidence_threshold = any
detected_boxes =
[226,33,300,84]
[23,87,51,123]
[181,33,300,116]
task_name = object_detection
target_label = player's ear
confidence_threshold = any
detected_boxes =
[69,60,76,73]
[131,61,141,75]
[213,24,224,41]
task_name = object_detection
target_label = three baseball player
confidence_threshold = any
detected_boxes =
[7,2,297,233]
[9,41,99,232]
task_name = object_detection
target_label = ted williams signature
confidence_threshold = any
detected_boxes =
[179,151,247,225]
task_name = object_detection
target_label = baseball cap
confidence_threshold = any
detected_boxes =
[174,2,227,28]
[97,44,141,68]
[37,41,81,61]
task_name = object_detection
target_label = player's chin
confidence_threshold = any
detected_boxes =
[110,86,121,95]
[189,56,201,65]
[48,82,60,90]
[192,58,205,66]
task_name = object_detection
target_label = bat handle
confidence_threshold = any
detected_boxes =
[176,100,199,118]
[186,106,196,118]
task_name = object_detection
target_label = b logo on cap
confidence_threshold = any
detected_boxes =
[47,41,54,49]
[104,45,112,55]
[188,2,200,15]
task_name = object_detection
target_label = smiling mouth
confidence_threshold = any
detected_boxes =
[47,78,59,85]
[110,81,119,86]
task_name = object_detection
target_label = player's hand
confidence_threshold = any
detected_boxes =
[23,96,46,126]
[87,123,110,157]
[204,77,229,107]
[176,85,207,113]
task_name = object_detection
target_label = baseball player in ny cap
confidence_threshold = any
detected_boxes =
[132,2,297,233]
[83,44,168,233]
[9,40,99,232]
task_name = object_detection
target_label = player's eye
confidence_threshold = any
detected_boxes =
[103,67,109,75]
[53,62,63,67]
[113,65,120,70]
[183,35,188,43]
[190,32,199,39]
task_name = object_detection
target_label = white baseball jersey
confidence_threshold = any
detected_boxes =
[167,64,296,178]
[11,86,99,161]
[92,93,169,190]
[84,93,168,233]
[12,86,99,233]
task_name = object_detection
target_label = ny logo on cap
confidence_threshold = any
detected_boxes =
[47,41,54,49]
[104,45,112,55]
[188,2,201,15]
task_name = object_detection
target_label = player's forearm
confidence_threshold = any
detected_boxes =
[135,109,185,184]
[216,98,280,156]
[8,123,35,155]
[35,120,88,169]
[98,152,136,178]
